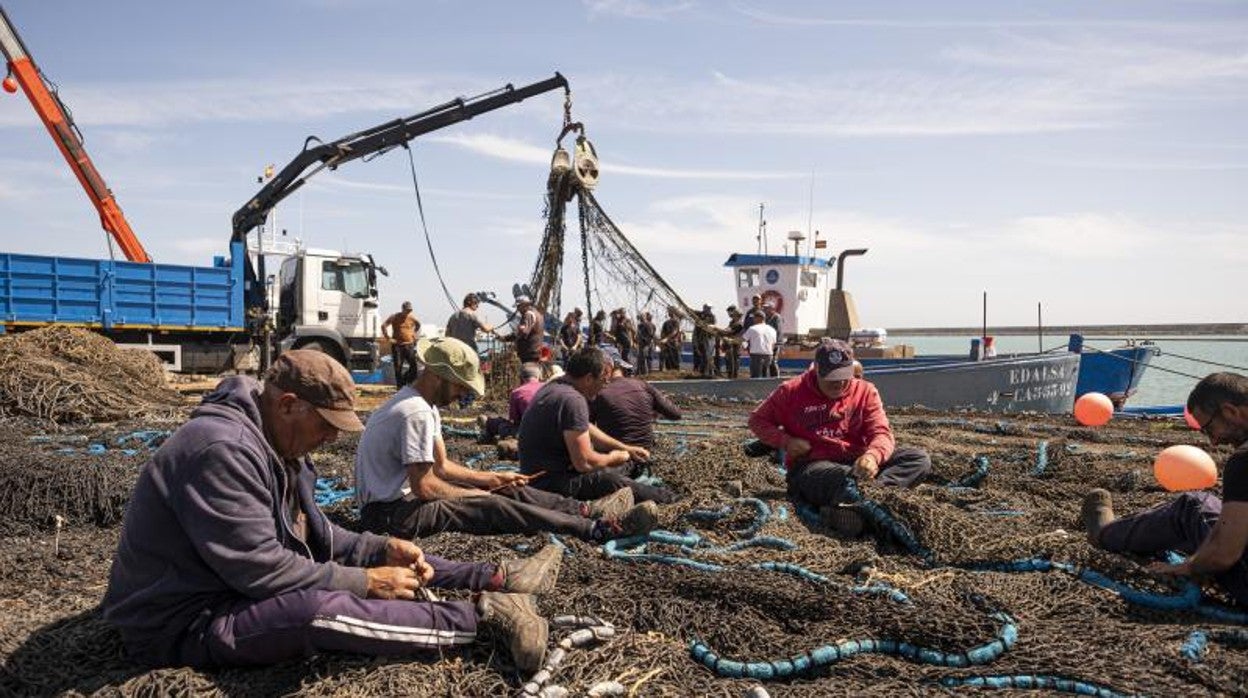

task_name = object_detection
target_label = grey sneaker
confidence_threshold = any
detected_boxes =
[820,504,866,538]
[1082,489,1115,547]
[603,501,660,539]
[500,544,562,595]
[588,488,635,519]
[478,592,548,674]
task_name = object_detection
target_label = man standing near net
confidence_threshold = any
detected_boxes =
[103,350,555,673]
[748,338,932,537]
[445,293,493,354]
[659,307,683,371]
[1083,372,1248,606]
[503,295,545,365]
[519,346,677,505]
[356,338,658,543]
[382,301,421,387]
[590,346,683,481]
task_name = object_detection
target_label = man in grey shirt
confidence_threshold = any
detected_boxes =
[356,337,657,542]
[445,294,493,352]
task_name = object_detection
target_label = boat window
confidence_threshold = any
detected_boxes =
[737,268,760,288]
[800,270,819,288]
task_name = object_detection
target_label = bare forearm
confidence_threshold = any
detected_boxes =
[589,424,627,451]
[438,460,494,489]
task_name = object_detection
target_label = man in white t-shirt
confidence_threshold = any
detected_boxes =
[355,337,656,542]
[742,310,778,378]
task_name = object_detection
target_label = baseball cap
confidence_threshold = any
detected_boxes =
[814,338,856,381]
[401,301,413,311]
[266,350,364,432]
[416,336,486,397]
[598,344,634,371]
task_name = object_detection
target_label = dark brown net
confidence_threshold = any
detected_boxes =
[2,397,1245,696]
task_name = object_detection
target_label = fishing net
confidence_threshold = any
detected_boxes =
[2,395,1246,696]
[0,327,182,426]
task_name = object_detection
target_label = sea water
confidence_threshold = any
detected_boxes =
[887,334,1248,408]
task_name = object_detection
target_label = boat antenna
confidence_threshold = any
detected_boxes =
[807,169,815,239]
[756,203,767,255]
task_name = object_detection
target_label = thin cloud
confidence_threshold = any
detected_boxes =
[731,4,1243,31]
[584,0,696,20]
[428,132,804,180]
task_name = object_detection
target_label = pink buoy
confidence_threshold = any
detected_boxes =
[1073,392,1114,427]
[1183,407,1201,431]
[1154,445,1218,492]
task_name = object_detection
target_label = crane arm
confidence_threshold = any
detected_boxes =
[231,72,569,243]
[1,6,151,263]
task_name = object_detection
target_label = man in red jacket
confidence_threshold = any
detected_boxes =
[748,338,931,536]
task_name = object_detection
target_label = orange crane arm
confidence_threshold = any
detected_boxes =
[1,6,151,263]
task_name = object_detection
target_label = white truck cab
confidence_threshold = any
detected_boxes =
[276,248,382,370]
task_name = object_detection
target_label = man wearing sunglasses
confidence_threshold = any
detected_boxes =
[1083,372,1248,605]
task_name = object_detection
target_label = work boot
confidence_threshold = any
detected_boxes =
[820,504,866,539]
[600,501,660,539]
[1082,489,1115,547]
[499,544,562,595]
[742,439,776,459]
[588,488,635,519]
[477,592,548,674]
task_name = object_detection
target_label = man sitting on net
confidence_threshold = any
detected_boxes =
[590,346,682,480]
[356,337,660,544]
[1083,372,1248,606]
[519,346,678,504]
[747,338,932,536]
[104,350,555,673]
[478,362,544,443]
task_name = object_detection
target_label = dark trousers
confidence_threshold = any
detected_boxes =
[749,354,772,378]
[360,487,595,540]
[661,344,680,370]
[636,343,652,375]
[1098,492,1248,605]
[172,555,492,669]
[391,343,418,387]
[482,417,518,442]
[532,467,679,504]
[618,343,632,365]
[787,446,932,508]
[768,347,780,377]
[725,344,740,379]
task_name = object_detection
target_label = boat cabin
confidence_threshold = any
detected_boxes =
[722,253,834,340]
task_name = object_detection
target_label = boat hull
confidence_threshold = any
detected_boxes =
[653,351,1082,413]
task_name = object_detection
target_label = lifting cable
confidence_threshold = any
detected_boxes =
[403,145,459,312]
[1152,348,1248,373]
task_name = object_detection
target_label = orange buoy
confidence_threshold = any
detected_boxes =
[1,76,17,94]
[1183,407,1201,431]
[1154,445,1218,492]
[1073,392,1114,426]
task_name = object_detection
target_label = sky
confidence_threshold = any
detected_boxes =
[1,0,1245,331]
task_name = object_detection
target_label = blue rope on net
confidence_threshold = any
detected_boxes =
[441,425,480,439]
[947,455,990,489]
[842,479,936,565]
[1031,440,1050,476]
[314,477,356,507]
[1181,630,1209,661]
[937,674,1136,697]
[964,558,1203,612]
[689,612,1018,679]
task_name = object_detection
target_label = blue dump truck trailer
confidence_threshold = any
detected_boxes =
[0,242,249,372]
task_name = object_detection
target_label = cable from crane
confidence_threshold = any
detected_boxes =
[403,144,459,312]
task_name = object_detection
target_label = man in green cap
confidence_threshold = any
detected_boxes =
[356,337,659,542]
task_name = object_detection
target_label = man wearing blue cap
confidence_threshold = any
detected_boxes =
[748,338,931,536]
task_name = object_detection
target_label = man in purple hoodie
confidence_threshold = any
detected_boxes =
[103,350,558,673]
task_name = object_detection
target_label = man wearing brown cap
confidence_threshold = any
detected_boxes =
[382,301,421,387]
[356,337,658,543]
[747,338,931,537]
[104,350,557,673]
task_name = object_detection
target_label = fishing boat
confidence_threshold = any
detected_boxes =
[657,247,1115,414]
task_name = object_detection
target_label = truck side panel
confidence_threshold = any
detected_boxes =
[0,241,245,331]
